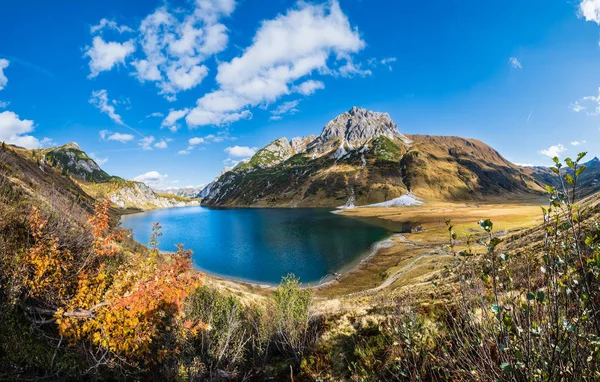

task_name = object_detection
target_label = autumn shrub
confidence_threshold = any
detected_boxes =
[271,274,318,363]
[182,285,251,379]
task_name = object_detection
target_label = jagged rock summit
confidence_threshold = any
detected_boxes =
[307,106,411,156]
[202,107,546,207]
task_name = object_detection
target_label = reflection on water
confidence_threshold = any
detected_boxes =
[121,206,390,284]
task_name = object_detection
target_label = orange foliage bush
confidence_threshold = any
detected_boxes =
[23,199,202,364]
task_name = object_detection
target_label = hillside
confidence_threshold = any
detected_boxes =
[202,107,544,207]
[20,142,198,211]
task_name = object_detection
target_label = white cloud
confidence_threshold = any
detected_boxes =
[571,88,600,115]
[292,80,324,95]
[84,36,135,78]
[186,0,365,127]
[161,108,189,131]
[146,112,164,118]
[154,139,170,149]
[178,149,191,155]
[224,145,256,157]
[570,102,586,112]
[580,0,600,24]
[571,140,587,146]
[89,153,109,166]
[127,1,236,99]
[139,136,156,150]
[40,137,55,147]
[91,18,134,34]
[338,58,372,78]
[204,133,227,142]
[0,101,9,109]
[0,59,9,91]
[133,170,169,188]
[89,89,126,125]
[272,100,300,115]
[380,57,397,65]
[515,162,535,167]
[509,57,523,69]
[104,132,135,143]
[189,137,205,145]
[269,100,300,120]
[0,110,40,149]
[539,143,567,158]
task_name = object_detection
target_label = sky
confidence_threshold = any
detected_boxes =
[2,0,600,188]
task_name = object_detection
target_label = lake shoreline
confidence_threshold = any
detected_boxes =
[120,205,392,288]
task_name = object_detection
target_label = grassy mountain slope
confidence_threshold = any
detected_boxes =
[401,135,544,200]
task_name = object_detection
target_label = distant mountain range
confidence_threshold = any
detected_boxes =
[201,107,567,207]
[523,156,600,198]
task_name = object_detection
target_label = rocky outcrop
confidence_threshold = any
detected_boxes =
[307,106,411,157]
[41,142,111,182]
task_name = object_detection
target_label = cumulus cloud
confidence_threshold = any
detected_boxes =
[84,36,135,78]
[123,0,237,99]
[509,57,523,69]
[571,140,587,146]
[540,143,567,158]
[580,0,600,24]
[161,108,189,131]
[133,170,169,188]
[292,80,325,95]
[224,145,256,157]
[185,0,365,127]
[153,139,170,149]
[189,137,205,145]
[0,59,9,91]
[0,110,41,149]
[100,130,135,143]
[91,18,134,34]
[89,89,126,125]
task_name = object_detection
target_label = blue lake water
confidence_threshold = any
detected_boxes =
[120,207,390,284]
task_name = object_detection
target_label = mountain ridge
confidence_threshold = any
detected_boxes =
[201,107,545,207]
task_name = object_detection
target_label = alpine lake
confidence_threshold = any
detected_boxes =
[120,206,391,285]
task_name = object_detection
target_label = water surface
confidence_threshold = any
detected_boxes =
[120,207,390,284]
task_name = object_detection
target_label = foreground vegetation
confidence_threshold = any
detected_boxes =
[1,141,600,380]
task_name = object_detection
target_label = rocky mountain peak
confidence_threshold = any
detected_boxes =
[307,107,411,155]
[586,157,599,165]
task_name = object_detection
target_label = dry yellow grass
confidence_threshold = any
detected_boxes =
[313,199,545,307]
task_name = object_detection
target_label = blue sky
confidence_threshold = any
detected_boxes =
[2,0,600,188]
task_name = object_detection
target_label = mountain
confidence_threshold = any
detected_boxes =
[524,157,600,198]
[38,142,111,182]
[32,142,198,211]
[202,107,544,207]
[159,186,205,199]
